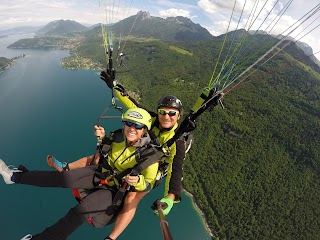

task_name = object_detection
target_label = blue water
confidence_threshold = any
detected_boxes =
[0,33,35,58]
[0,36,211,240]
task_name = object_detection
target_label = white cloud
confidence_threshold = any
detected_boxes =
[148,0,199,20]
[197,0,320,56]
[0,0,141,29]
[198,0,284,30]
[198,0,232,13]
[159,8,191,18]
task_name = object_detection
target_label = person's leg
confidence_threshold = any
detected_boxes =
[47,155,99,171]
[13,165,98,189]
[47,155,68,172]
[90,189,118,228]
[32,188,114,240]
[68,155,99,170]
[108,191,148,239]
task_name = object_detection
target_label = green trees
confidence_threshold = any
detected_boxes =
[0,57,11,71]
[74,32,320,239]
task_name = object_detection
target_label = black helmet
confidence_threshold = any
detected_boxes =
[157,95,182,112]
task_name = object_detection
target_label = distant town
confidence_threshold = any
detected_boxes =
[3,34,102,71]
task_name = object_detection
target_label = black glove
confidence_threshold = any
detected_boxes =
[113,84,128,96]
[178,117,197,134]
[100,70,114,89]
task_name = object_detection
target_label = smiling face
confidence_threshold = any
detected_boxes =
[121,107,152,144]
[158,107,180,130]
[124,121,146,143]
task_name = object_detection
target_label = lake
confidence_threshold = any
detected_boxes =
[0,35,211,240]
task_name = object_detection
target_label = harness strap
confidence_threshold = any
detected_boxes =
[94,127,166,211]
[132,148,164,175]
[112,182,130,208]
[108,147,165,213]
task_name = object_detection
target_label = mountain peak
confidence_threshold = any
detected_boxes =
[36,19,88,36]
[110,12,213,42]
[167,16,193,26]
[137,11,151,20]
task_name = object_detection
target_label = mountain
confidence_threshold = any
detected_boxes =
[216,28,248,41]
[88,11,213,42]
[217,29,320,68]
[35,19,88,36]
[279,40,320,73]
[294,40,320,67]
[87,23,101,30]
[275,35,320,68]
[123,11,213,41]
[0,26,41,36]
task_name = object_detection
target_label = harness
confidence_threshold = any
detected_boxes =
[94,129,166,213]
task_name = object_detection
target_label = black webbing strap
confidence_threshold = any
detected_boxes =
[165,92,223,148]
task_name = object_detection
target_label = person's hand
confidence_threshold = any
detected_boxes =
[113,84,128,96]
[94,125,106,139]
[151,196,173,216]
[100,70,115,89]
[125,175,139,185]
[177,117,196,135]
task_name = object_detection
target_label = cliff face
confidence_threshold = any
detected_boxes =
[295,41,320,67]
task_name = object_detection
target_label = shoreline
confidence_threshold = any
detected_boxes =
[183,188,214,238]
[0,54,25,73]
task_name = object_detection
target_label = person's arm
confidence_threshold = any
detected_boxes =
[114,89,137,109]
[67,155,98,170]
[131,162,159,191]
[100,70,138,109]
[165,139,186,202]
[151,140,186,216]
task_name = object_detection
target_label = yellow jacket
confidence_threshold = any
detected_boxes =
[106,129,159,192]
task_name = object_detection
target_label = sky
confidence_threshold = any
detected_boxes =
[0,0,319,58]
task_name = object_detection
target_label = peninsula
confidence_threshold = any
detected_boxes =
[0,54,25,73]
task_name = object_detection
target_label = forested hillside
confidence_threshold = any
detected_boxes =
[73,32,320,239]
[183,53,320,239]
[0,56,21,72]
[0,57,10,71]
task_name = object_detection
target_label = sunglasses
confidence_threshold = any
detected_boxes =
[124,121,145,130]
[158,109,179,116]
